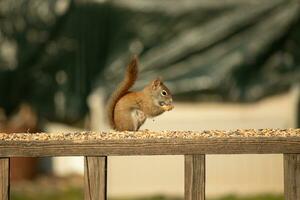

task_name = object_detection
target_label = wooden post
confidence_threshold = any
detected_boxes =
[84,156,107,200]
[185,155,205,200]
[0,158,10,200]
[284,154,300,200]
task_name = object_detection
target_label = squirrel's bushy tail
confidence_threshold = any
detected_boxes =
[106,56,138,129]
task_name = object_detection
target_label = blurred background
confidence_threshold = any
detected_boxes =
[0,0,300,199]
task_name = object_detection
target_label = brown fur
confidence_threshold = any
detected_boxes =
[106,56,138,129]
[106,56,173,131]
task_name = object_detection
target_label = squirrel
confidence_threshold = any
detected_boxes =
[106,55,174,131]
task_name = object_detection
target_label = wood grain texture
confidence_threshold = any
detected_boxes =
[1,137,300,156]
[185,155,205,200]
[0,158,10,200]
[284,154,300,200]
[84,156,107,200]
[0,129,300,156]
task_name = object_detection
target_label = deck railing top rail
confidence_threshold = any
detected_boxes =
[0,129,300,157]
[1,129,300,200]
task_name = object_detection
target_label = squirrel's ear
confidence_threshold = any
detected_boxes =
[151,78,161,89]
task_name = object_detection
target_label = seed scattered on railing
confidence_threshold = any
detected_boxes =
[0,129,299,142]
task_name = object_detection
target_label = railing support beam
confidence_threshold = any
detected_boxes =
[84,156,107,200]
[185,154,205,200]
[0,158,10,200]
[284,154,300,200]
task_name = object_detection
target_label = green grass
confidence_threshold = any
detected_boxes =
[209,194,283,200]
[11,187,83,200]
[10,176,283,200]
[111,195,283,200]
[11,189,283,200]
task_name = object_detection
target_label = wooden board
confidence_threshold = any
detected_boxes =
[0,158,9,200]
[185,155,205,200]
[284,154,300,200]
[84,156,107,200]
[0,129,300,156]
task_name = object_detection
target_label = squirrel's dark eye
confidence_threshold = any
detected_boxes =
[161,90,167,96]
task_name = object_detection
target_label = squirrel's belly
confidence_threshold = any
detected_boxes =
[114,107,146,131]
[131,109,147,131]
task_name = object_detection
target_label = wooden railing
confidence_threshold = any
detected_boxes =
[0,129,300,200]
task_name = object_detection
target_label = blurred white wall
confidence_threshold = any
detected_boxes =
[46,85,299,198]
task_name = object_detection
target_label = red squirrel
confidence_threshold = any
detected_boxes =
[106,56,174,131]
